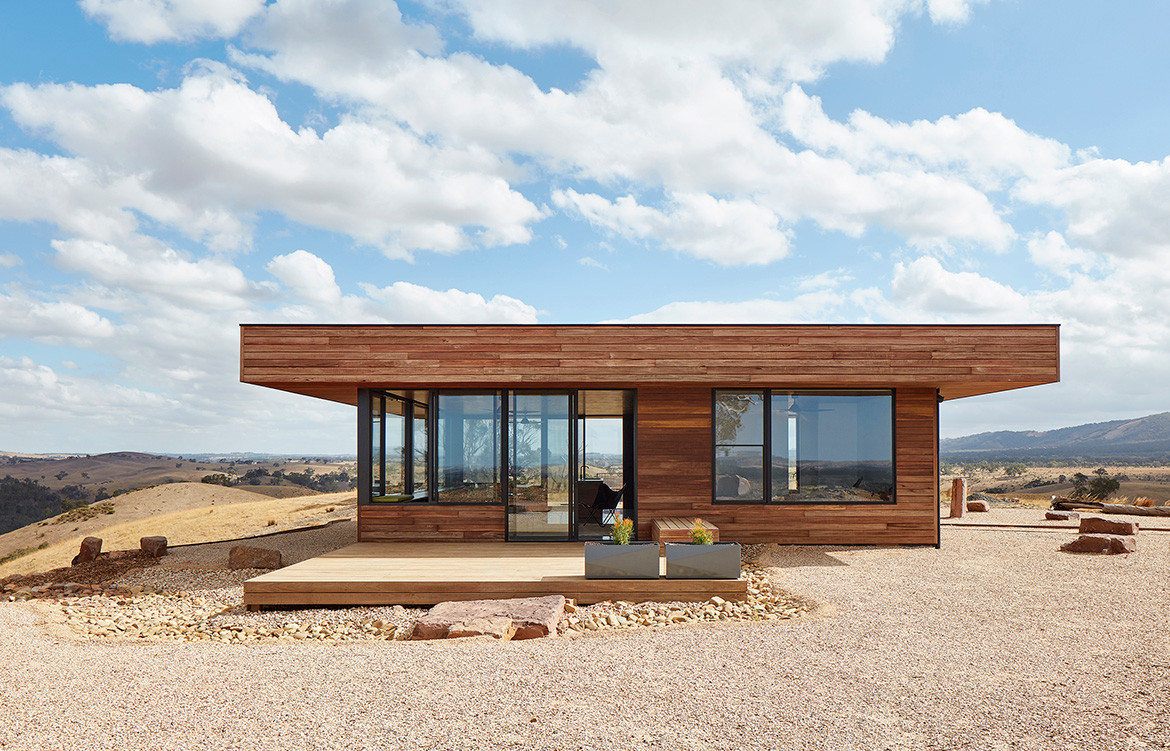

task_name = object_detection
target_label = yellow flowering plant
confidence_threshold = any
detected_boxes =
[611,516,634,545]
[689,518,714,545]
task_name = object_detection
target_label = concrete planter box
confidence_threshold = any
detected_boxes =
[584,542,661,579]
[664,542,742,579]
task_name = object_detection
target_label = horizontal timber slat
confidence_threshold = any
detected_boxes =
[240,324,1059,402]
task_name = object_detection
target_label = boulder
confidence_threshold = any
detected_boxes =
[140,536,168,558]
[1060,534,1137,555]
[1046,510,1078,521]
[413,595,565,640]
[72,536,103,566]
[1079,516,1138,536]
[228,545,282,570]
[447,617,517,641]
[966,499,991,512]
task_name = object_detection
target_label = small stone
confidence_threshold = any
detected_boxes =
[228,545,282,570]
[1046,510,1078,521]
[966,500,991,512]
[72,536,103,565]
[1079,516,1138,536]
[1060,534,1137,555]
[140,536,168,558]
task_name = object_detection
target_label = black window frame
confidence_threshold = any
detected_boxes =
[711,388,897,506]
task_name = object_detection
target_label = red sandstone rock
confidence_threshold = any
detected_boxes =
[1046,510,1078,521]
[413,595,565,640]
[228,545,282,570]
[140,536,168,558]
[1079,516,1138,536]
[72,537,102,566]
[1060,534,1137,555]
[966,500,991,512]
[447,617,517,640]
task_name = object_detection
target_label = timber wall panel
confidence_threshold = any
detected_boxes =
[635,386,938,546]
[358,505,504,542]
[240,324,1059,404]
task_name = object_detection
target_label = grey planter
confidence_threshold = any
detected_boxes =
[664,542,742,579]
[584,542,661,579]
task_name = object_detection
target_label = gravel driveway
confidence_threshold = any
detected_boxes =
[2,526,1167,751]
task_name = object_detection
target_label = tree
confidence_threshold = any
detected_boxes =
[1071,473,1089,497]
[1087,473,1121,500]
[201,473,233,487]
[1004,463,1027,477]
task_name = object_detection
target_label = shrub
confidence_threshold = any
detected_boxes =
[611,517,634,545]
[690,518,714,545]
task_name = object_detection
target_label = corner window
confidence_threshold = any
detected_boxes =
[369,391,429,502]
[713,389,894,504]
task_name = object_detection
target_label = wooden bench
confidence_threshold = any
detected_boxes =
[652,517,720,553]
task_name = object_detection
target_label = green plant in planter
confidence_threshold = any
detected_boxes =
[690,518,714,545]
[611,516,634,545]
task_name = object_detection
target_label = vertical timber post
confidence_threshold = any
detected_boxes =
[950,477,967,519]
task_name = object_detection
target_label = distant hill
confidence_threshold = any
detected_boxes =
[0,482,356,577]
[0,451,357,534]
[942,412,1170,462]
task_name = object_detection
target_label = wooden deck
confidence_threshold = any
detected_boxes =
[243,543,748,608]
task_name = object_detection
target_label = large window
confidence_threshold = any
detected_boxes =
[714,389,894,504]
[436,392,502,504]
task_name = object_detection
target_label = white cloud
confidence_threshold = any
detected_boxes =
[779,85,1070,191]
[553,190,790,265]
[618,290,846,324]
[0,287,116,344]
[266,250,539,323]
[577,256,609,272]
[2,68,542,257]
[52,237,262,310]
[0,252,20,268]
[1027,231,1096,279]
[889,256,1032,319]
[266,250,342,306]
[449,0,985,81]
[80,0,268,43]
[1016,156,1170,260]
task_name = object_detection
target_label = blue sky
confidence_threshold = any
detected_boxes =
[2,0,1170,454]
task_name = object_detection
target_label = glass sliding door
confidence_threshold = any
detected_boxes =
[507,392,573,540]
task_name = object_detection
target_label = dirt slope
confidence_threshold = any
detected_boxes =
[0,482,356,577]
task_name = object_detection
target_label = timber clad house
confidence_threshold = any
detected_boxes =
[239,324,1060,549]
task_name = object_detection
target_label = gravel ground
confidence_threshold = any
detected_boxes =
[159,518,358,569]
[2,526,1168,751]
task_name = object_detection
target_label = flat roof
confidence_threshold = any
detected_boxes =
[240,323,1060,404]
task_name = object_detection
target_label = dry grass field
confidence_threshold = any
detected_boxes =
[0,482,356,577]
[941,463,1170,508]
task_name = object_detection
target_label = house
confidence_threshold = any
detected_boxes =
[239,324,1059,548]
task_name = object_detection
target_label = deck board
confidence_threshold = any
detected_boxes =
[243,542,747,607]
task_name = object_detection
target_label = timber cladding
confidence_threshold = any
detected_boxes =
[239,324,1059,404]
[636,386,939,546]
[358,504,504,542]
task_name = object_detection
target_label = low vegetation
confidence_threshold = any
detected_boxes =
[0,541,49,566]
[201,466,353,493]
[50,502,116,525]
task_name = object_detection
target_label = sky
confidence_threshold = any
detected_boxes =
[2,0,1170,455]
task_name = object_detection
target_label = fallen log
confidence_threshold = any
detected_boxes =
[1050,498,1170,517]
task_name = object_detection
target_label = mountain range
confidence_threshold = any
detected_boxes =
[942,412,1170,461]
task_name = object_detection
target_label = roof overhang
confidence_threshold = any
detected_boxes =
[239,323,1060,406]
